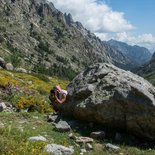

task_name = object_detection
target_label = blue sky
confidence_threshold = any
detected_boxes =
[104,0,155,35]
[49,0,155,52]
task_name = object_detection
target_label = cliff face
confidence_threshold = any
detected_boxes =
[0,0,141,79]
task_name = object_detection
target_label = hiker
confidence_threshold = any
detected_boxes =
[49,85,67,112]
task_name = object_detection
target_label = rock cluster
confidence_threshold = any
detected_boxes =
[0,57,27,73]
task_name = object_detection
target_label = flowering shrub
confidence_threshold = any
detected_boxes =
[0,70,69,113]
[16,95,53,113]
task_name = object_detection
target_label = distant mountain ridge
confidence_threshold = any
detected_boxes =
[137,52,155,75]
[107,39,152,67]
[0,0,151,79]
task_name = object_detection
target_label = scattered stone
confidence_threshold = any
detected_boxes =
[44,144,74,155]
[55,121,71,132]
[5,63,14,71]
[47,114,60,123]
[75,137,94,143]
[28,136,47,142]
[90,131,105,140]
[15,67,27,73]
[0,57,6,68]
[85,143,93,150]
[0,102,7,112]
[80,149,87,155]
[105,143,120,152]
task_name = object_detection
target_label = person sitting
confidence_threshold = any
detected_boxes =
[49,85,67,112]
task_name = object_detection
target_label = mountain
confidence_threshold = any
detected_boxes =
[107,39,152,68]
[0,0,143,79]
[136,52,155,86]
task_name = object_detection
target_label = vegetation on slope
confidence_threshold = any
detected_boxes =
[143,71,155,86]
[0,69,69,112]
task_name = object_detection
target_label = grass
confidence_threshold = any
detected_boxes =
[1,69,155,154]
[0,112,155,155]
[144,71,155,86]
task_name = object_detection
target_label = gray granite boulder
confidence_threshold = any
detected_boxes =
[5,63,14,71]
[62,63,155,140]
[44,144,74,155]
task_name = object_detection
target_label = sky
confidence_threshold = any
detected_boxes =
[49,0,155,52]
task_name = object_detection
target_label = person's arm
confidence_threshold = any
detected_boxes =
[54,92,66,104]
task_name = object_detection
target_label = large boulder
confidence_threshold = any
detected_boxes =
[62,63,155,140]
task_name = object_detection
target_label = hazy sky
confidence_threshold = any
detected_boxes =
[49,0,155,52]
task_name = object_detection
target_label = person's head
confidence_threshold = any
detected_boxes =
[53,85,62,93]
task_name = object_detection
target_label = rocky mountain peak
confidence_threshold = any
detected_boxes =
[64,13,74,25]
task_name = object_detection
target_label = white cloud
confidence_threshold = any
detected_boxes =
[49,0,134,33]
[95,32,155,52]
[49,0,155,52]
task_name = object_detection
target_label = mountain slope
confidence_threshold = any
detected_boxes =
[0,0,142,79]
[137,52,155,85]
[107,39,152,67]
[0,0,147,79]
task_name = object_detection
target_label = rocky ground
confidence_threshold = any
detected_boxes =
[1,104,155,155]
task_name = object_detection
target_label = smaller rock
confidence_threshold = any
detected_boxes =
[55,121,71,132]
[5,63,14,71]
[90,131,105,140]
[47,114,60,123]
[85,143,93,150]
[0,57,6,68]
[28,136,47,142]
[76,137,94,143]
[44,144,74,155]
[15,67,27,73]
[0,102,7,112]
[105,143,120,152]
